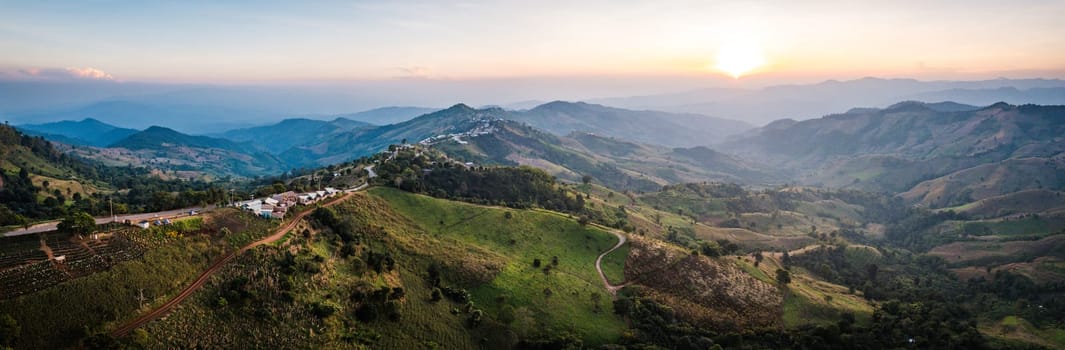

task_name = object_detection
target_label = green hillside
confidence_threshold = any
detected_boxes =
[371,187,627,344]
[1,124,228,226]
[89,126,286,178]
[220,117,371,154]
[132,188,627,348]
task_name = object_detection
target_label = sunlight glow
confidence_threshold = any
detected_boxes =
[714,42,766,78]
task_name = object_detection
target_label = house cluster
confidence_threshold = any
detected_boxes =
[234,187,341,219]
[418,115,499,146]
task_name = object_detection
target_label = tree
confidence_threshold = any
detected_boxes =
[0,313,19,347]
[543,287,553,300]
[776,268,792,285]
[467,309,484,327]
[581,175,593,185]
[700,241,722,257]
[866,263,879,283]
[131,329,150,348]
[717,239,739,254]
[498,305,516,325]
[356,303,379,322]
[590,292,602,312]
[57,211,95,235]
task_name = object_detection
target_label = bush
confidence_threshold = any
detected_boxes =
[355,303,379,322]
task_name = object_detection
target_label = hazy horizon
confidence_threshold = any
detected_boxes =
[3,0,1065,129]
[3,0,1064,85]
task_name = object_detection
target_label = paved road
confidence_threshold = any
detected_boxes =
[111,191,356,338]
[595,227,629,295]
[365,165,377,179]
[4,206,213,237]
[345,182,369,193]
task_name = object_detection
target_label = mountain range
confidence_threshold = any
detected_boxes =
[17,118,139,147]
[590,77,1065,124]
[720,101,1065,208]
[16,99,1065,212]
[5,77,1065,131]
[509,101,751,147]
[18,101,751,178]
[6,94,1065,349]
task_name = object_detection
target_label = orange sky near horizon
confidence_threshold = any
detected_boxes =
[1,1,1063,83]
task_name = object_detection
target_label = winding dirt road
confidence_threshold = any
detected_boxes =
[595,227,629,295]
[111,192,355,337]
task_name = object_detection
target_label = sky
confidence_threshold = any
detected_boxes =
[1,0,1064,86]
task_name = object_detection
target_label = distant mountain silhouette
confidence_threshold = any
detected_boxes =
[17,118,138,147]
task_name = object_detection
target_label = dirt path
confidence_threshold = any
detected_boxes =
[111,192,355,337]
[39,235,72,277]
[595,228,630,296]
[38,235,55,261]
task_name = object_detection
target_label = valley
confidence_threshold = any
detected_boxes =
[1,99,1063,349]
[4,2,1065,348]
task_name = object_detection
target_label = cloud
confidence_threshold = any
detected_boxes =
[12,66,115,80]
[65,67,114,80]
[393,66,438,79]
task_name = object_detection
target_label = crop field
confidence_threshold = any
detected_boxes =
[0,234,219,349]
[0,229,148,299]
[0,207,281,349]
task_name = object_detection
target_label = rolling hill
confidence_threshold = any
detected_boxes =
[218,117,372,154]
[278,104,505,167]
[409,106,778,190]
[590,77,1065,125]
[335,106,440,125]
[81,126,287,178]
[510,101,751,147]
[17,118,139,147]
[720,102,1065,201]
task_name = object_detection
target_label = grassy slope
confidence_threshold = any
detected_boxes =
[980,316,1065,349]
[744,253,875,329]
[141,195,494,349]
[371,187,627,345]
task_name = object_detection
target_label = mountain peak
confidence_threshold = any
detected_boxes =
[445,103,475,112]
[984,101,1013,110]
[142,125,177,133]
[80,117,108,125]
[530,100,594,112]
[884,100,934,112]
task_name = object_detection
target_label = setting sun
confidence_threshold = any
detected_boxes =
[714,42,766,78]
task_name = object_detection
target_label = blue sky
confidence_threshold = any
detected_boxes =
[1,0,1063,84]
